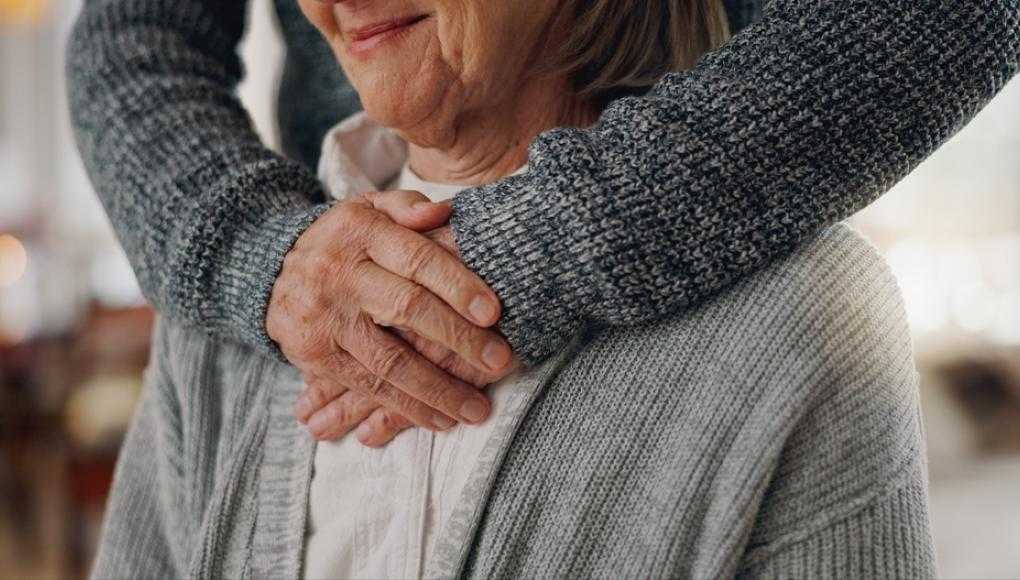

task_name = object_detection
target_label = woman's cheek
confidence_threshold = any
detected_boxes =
[453,3,535,90]
[434,9,466,74]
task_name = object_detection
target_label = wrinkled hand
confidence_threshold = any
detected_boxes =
[292,209,518,446]
[268,190,515,442]
[299,323,517,447]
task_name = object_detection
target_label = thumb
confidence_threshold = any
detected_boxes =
[362,190,451,232]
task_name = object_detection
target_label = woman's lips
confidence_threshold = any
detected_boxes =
[346,14,429,56]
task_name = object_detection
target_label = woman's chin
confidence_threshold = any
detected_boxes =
[358,88,454,148]
[362,100,420,131]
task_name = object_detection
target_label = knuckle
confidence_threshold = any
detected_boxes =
[403,241,437,281]
[357,208,389,240]
[392,286,429,324]
[333,201,360,225]
[306,384,331,409]
[385,389,415,412]
[324,258,362,297]
[337,315,372,353]
[306,251,333,275]
[366,375,388,397]
[374,344,411,379]
[336,203,381,242]
[381,390,424,422]
[446,319,474,350]
[320,349,351,377]
[433,348,459,373]
[419,376,458,409]
[326,401,353,427]
[327,262,359,305]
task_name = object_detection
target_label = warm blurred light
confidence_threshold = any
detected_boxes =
[0,0,48,25]
[884,235,1020,344]
[0,233,28,287]
[64,376,142,450]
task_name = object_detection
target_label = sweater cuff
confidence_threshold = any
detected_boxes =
[450,129,605,366]
[213,201,333,361]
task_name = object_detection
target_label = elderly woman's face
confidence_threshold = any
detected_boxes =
[298,0,558,142]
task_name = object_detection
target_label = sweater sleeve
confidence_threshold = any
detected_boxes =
[66,0,331,356]
[451,0,1020,365]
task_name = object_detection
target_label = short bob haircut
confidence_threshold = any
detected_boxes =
[546,0,730,106]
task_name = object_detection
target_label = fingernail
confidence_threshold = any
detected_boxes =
[482,340,511,371]
[469,295,498,325]
[433,414,457,430]
[460,399,488,423]
[307,412,329,435]
[293,395,311,422]
[413,201,435,210]
[355,421,373,441]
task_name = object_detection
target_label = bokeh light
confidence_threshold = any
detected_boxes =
[0,0,49,26]
[0,233,28,287]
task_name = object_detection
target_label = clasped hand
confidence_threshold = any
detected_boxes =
[267,190,517,447]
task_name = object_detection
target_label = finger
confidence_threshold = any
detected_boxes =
[363,190,452,232]
[339,315,492,425]
[294,377,348,423]
[355,408,417,448]
[365,219,501,327]
[353,262,512,373]
[317,347,458,431]
[306,390,381,441]
[395,328,503,387]
[425,226,457,256]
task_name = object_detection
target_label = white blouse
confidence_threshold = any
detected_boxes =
[303,114,530,580]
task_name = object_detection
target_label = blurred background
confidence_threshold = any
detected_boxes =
[1,1,1018,577]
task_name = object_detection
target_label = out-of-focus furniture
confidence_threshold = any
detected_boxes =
[61,303,152,577]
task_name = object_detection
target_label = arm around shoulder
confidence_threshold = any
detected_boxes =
[451,0,1020,366]
[66,0,331,357]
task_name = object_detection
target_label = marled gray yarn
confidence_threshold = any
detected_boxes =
[66,0,1020,365]
[92,225,935,578]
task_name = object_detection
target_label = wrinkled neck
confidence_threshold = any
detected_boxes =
[406,78,596,186]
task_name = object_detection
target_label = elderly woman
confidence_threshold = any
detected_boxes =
[91,0,934,578]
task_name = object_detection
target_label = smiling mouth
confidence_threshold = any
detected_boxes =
[346,14,430,56]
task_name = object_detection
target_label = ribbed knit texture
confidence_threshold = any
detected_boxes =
[65,1,1020,364]
[92,225,935,579]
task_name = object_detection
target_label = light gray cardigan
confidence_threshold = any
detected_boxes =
[92,224,935,579]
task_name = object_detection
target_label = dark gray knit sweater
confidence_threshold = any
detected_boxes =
[66,0,1020,365]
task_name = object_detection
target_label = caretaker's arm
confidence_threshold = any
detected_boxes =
[67,0,1020,376]
[66,0,329,353]
[66,0,516,428]
[452,0,1020,364]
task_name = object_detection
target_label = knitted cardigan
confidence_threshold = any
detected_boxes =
[65,1,1020,365]
[91,224,935,578]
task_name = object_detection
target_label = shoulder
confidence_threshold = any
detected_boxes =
[604,224,926,545]
[591,223,914,388]
[572,225,926,552]
[561,223,926,545]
